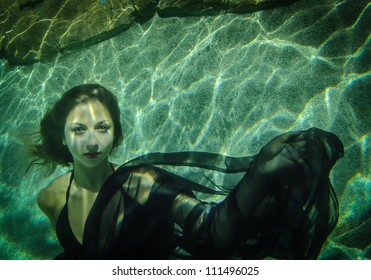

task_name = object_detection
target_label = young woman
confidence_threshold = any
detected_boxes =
[29,84,344,259]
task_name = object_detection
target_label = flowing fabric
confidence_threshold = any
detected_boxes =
[55,128,344,259]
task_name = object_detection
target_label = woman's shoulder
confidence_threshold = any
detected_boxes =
[115,164,159,205]
[40,171,71,194]
[116,164,159,181]
[37,172,72,222]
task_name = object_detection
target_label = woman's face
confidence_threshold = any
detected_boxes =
[64,100,114,168]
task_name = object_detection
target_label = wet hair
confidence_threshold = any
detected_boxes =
[26,84,123,174]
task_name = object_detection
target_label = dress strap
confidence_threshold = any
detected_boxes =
[65,170,74,202]
[110,163,115,172]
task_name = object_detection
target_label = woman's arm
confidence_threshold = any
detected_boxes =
[170,128,343,259]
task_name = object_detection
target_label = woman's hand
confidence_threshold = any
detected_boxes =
[252,127,343,182]
[253,130,315,181]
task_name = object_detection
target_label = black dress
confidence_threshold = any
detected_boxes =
[54,127,343,260]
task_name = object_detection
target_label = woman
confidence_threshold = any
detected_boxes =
[30,84,343,259]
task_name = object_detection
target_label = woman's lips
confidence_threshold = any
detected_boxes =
[84,152,101,159]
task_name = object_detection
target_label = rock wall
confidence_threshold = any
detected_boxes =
[157,0,297,15]
[0,0,298,65]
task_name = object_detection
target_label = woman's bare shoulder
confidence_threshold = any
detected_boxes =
[37,172,71,221]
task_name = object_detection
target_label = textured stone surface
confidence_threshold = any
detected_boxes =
[157,0,298,15]
[1,0,137,64]
[0,0,298,64]
[0,1,18,58]
[336,218,371,250]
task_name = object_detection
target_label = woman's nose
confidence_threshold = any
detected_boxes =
[86,132,99,151]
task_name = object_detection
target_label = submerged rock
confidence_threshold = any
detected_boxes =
[157,0,298,16]
[1,0,137,64]
[336,218,371,251]
[0,0,299,65]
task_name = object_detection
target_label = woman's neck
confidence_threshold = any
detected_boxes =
[73,160,113,192]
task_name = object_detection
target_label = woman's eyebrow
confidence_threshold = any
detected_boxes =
[70,120,110,126]
[96,120,111,125]
[70,122,86,126]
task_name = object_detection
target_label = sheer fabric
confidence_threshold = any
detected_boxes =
[55,128,343,259]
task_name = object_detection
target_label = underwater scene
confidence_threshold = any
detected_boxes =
[0,0,370,259]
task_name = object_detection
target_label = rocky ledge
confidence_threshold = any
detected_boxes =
[0,0,298,65]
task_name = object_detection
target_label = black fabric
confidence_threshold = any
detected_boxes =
[55,164,116,260]
[55,171,82,259]
[54,127,343,259]
[125,151,255,173]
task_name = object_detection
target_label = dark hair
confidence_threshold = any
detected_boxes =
[27,84,123,174]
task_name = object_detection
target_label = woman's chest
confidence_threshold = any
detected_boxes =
[67,190,99,243]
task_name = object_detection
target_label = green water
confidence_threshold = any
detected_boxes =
[0,0,370,259]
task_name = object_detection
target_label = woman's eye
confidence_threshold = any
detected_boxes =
[72,127,85,134]
[97,125,110,132]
